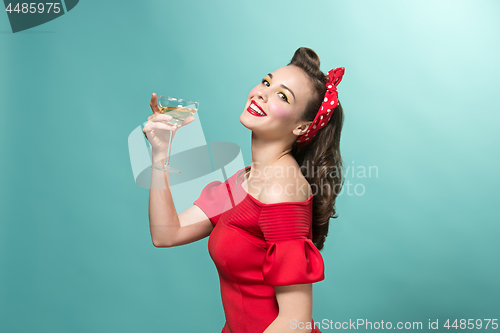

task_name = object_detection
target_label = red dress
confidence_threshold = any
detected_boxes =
[194,166,324,333]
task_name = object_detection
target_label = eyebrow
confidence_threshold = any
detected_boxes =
[267,73,296,100]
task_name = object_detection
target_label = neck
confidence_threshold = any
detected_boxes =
[246,132,294,182]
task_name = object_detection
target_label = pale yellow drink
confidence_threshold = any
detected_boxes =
[158,106,197,127]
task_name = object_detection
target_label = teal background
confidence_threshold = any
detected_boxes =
[1,0,499,332]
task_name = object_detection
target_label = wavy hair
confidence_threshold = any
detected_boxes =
[288,47,345,250]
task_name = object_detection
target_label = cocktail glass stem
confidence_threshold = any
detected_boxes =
[164,130,177,172]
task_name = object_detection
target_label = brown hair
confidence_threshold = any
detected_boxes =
[288,47,345,250]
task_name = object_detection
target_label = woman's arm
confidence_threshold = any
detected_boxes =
[263,284,315,333]
[148,161,214,248]
[145,93,213,248]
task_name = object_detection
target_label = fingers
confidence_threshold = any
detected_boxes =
[150,114,173,122]
[150,122,176,131]
[181,115,195,127]
[143,120,176,132]
[149,93,161,114]
[142,125,153,140]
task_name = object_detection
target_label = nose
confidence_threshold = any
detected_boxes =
[256,88,267,102]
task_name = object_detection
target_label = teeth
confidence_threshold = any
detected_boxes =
[250,103,265,116]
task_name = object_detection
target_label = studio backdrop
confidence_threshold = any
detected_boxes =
[1,0,499,332]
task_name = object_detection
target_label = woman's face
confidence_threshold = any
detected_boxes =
[240,65,314,142]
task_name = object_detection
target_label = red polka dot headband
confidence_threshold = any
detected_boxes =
[296,67,345,151]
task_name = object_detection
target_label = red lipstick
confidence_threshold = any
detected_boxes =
[247,100,267,117]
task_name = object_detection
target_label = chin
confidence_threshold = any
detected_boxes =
[239,111,251,129]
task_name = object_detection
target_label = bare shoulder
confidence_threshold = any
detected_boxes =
[259,162,312,205]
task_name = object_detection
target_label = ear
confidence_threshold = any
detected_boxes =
[293,121,312,137]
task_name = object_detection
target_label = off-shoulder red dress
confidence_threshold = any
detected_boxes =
[194,166,324,333]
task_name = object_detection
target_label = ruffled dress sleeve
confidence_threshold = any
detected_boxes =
[259,204,325,286]
[193,180,232,227]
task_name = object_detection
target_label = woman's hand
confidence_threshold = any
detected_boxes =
[143,93,195,160]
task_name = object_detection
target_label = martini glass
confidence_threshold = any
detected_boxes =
[152,95,198,173]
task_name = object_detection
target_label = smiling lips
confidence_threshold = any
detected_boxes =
[247,100,267,117]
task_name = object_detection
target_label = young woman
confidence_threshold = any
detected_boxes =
[143,47,345,333]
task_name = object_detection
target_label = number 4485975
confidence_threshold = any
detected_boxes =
[444,319,498,330]
[5,3,61,14]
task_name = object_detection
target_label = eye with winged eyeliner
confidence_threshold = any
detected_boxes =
[264,73,295,103]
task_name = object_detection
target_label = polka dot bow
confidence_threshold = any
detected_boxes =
[296,67,345,151]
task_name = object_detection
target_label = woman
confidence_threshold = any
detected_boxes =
[143,47,345,333]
